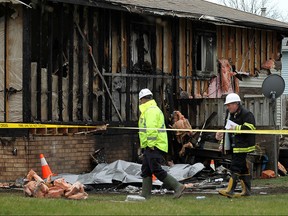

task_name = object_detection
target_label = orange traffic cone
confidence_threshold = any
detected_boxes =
[210,159,215,171]
[40,154,53,179]
[152,174,157,182]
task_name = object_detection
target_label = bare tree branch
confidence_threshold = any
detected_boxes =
[219,0,287,22]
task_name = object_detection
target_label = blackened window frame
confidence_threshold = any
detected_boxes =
[193,30,217,78]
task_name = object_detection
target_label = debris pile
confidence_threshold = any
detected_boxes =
[23,169,88,199]
[0,182,12,189]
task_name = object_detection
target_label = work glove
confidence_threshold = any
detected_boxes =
[215,132,223,141]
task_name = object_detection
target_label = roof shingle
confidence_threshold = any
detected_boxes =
[103,0,288,31]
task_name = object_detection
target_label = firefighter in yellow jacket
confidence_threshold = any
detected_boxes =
[216,93,256,198]
[138,88,185,199]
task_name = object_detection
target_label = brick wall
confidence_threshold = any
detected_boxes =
[0,135,96,182]
[93,132,140,163]
[0,131,140,182]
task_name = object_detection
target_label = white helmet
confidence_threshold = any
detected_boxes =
[224,93,241,105]
[139,88,153,100]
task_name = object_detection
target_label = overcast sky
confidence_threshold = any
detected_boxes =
[206,0,288,22]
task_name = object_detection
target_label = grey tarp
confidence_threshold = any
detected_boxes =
[54,160,205,185]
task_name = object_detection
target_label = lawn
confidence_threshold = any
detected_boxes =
[1,176,288,215]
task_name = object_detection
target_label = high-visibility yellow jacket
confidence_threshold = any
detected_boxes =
[138,99,168,153]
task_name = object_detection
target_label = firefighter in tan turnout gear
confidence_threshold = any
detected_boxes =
[216,93,256,198]
[138,88,186,199]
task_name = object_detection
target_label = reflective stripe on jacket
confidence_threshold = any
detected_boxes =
[138,99,168,153]
[225,106,256,153]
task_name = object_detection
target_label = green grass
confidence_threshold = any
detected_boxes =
[1,177,288,215]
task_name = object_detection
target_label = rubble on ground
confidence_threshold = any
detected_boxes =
[2,158,287,197]
[23,169,88,199]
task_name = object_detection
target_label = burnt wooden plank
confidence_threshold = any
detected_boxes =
[231,27,236,66]
[57,3,64,121]
[267,31,273,59]
[88,7,94,120]
[120,12,127,121]
[242,28,248,71]
[105,11,111,121]
[223,26,229,59]
[23,5,32,122]
[164,19,172,74]
[235,28,242,71]
[187,20,193,96]
[249,29,255,75]
[227,27,232,60]
[273,32,282,60]
[255,30,261,71]
[172,18,179,99]
[77,6,84,121]
[272,31,277,58]
[261,30,267,64]
[156,21,163,72]
[151,21,157,75]
[217,26,222,59]
[97,9,105,121]
[68,5,74,121]
[179,19,186,90]
[36,7,43,120]
[47,12,53,121]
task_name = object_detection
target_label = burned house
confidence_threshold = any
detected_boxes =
[0,0,288,181]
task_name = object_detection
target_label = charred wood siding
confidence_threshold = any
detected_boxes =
[1,3,283,127]
[216,26,281,75]
[68,5,74,121]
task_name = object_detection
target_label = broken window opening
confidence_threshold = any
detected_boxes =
[130,21,156,74]
[194,32,217,78]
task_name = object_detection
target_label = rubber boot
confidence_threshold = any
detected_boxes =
[141,176,152,199]
[218,173,239,197]
[239,175,251,196]
[162,174,186,199]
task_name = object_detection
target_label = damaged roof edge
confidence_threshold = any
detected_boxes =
[0,0,32,8]
[47,0,288,33]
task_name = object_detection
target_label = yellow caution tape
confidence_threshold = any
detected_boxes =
[0,123,98,129]
[109,126,287,135]
[0,123,284,135]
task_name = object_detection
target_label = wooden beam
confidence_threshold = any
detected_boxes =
[121,13,129,121]
[242,28,249,71]
[235,28,242,71]
[261,30,267,64]
[22,5,32,122]
[36,7,43,120]
[88,7,94,120]
[254,30,261,70]
[47,12,53,121]
[249,29,255,75]
[172,18,179,98]
[156,21,163,72]
[223,26,229,59]
[187,20,193,96]
[217,26,222,59]
[77,5,84,121]
[111,12,119,73]
[267,31,273,59]
[97,9,104,121]
[68,5,74,121]
[179,19,186,90]
[57,3,64,121]
[163,19,172,74]
[230,27,236,66]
